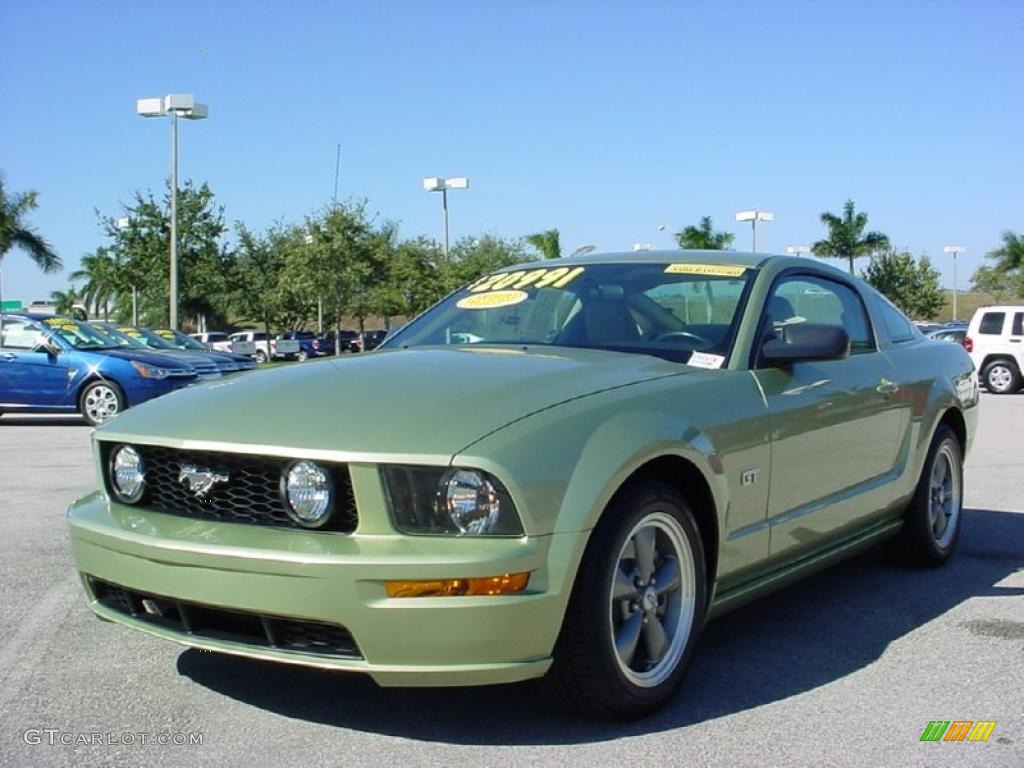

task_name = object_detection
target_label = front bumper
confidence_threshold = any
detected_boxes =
[67,491,578,686]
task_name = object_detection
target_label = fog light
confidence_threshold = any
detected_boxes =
[282,460,334,527]
[385,572,530,598]
[110,445,146,503]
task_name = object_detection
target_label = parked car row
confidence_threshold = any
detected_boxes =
[190,328,393,361]
[0,314,257,426]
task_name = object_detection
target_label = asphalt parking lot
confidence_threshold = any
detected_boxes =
[1,395,1022,768]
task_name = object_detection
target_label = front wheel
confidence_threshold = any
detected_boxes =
[981,360,1021,394]
[883,424,963,567]
[544,481,706,719]
[297,350,309,362]
[255,350,268,364]
[79,380,125,426]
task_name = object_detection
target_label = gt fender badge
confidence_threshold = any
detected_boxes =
[179,464,230,497]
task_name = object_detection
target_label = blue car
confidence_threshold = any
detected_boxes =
[0,314,197,425]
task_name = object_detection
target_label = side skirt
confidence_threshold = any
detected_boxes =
[706,518,904,620]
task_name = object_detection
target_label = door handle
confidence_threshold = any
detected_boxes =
[0,352,16,362]
[876,378,900,396]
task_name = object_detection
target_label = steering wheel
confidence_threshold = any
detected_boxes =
[653,330,711,347]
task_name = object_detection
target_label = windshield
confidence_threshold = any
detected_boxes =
[117,326,176,349]
[384,262,755,364]
[155,329,207,350]
[92,324,149,349]
[41,318,117,350]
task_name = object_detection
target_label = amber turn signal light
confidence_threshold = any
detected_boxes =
[385,572,530,598]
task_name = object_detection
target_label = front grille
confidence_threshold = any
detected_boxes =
[102,444,357,533]
[89,577,362,658]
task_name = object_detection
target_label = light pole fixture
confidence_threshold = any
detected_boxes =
[422,176,469,260]
[735,207,774,253]
[943,245,966,321]
[786,245,810,257]
[137,93,209,330]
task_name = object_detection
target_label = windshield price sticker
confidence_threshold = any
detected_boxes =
[665,264,747,278]
[457,290,529,310]
[468,266,586,293]
[687,351,725,369]
[156,330,175,339]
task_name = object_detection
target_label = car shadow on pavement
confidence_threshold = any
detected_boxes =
[0,416,88,427]
[177,507,1024,744]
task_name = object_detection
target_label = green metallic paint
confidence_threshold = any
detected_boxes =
[66,251,979,686]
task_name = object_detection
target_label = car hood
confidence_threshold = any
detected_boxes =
[97,346,691,459]
[81,347,195,371]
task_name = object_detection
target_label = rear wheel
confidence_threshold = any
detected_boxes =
[883,424,963,567]
[79,380,125,426]
[255,350,268,364]
[544,481,706,719]
[981,360,1021,394]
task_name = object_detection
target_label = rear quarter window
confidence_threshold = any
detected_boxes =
[1012,312,1023,336]
[875,296,916,343]
[978,312,1005,335]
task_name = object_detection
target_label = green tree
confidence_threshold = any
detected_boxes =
[971,231,1024,301]
[373,236,445,321]
[70,247,118,320]
[813,199,890,274]
[971,264,1024,302]
[525,228,561,260]
[862,248,944,319]
[448,234,532,291]
[50,288,84,318]
[0,177,61,321]
[673,216,734,250]
[231,223,292,345]
[99,181,233,328]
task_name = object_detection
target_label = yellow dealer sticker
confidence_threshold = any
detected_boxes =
[665,264,747,277]
[468,266,586,293]
[457,290,529,310]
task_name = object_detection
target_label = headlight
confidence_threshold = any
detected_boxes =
[131,360,170,379]
[281,460,334,528]
[382,466,523,536]
[110,445,146,503]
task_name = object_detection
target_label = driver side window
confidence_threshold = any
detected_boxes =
[762,276,875,354]
[0,319,49,351]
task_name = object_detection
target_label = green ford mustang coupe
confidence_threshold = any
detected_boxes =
[67,251,978,718]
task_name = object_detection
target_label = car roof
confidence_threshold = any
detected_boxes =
[524,250,770,268]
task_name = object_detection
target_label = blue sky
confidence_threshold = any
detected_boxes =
[2,0,1022,302]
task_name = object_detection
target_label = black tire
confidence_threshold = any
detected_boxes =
[79,380,126,426]
[543,481,707,719]
[981,359,1021,394]
[255,350,268,364]
[882,424,963,567]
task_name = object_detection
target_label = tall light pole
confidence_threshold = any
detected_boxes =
[423,177,469,260]
[786,245,810,258]
[943,245,966,321]
[113,217,140,326]
[137,94,209,330]
[735,207,774,252]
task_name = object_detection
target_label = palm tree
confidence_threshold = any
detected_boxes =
[50,288,79,315]
[987,231,1024,273]
[71,247,118,321]
[525,228,562,260]
[812,199,890,274]
[0,177,61,321]
[673,217,734,250]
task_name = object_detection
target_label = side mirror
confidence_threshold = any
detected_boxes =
[762,323,850,364]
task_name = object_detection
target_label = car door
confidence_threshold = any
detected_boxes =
[0,318,72,407]
[751,274,907,561]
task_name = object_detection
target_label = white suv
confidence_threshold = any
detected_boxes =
[966,305,1024,394]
